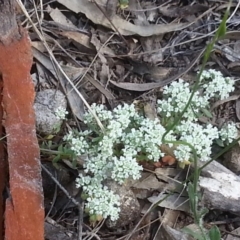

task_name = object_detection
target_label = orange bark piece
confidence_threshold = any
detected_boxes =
[0,30,44,239]
[0,78,5,240]
[161,155,176,165]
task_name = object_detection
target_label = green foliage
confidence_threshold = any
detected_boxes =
[41,140,77,167]
[183,225,221,240]
[118,0,129,9]
[208,226,221,240]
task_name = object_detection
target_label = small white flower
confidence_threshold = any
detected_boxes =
[63,131,89,155]
[175,121,219,161]
[174,144,192,162]
[55,106,68,120]
[83,103,113,124]
[219,122,238,143]
[201,69,235,100]
[113,103,137,126]
[111,150,143,184]
[157,79,209,121]
[78,178,120,221]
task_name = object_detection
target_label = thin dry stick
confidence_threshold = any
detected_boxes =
[83,219,104,240]
[74,33,115,89]
[227,0,240,23]
[44,170,58,219]
[172,165,190,207]
[41,164,84,240]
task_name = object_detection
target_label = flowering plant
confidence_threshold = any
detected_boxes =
[55,106,68,120]
[63,69,237,221]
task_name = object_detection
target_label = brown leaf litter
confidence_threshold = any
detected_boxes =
[7,0,240,239]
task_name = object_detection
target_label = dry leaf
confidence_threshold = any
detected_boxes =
[47,6,93,49]
[236,99,240,121]
[109,80,167,91]
[148,194,190,212]
[32,47,85,120]
[144,102,157,120]
[129,0,164,63]
[159,5,208,18]
[47,6,75,27]
[222,45,240,62]
[132,173,164,191]
[57,0,189,36]
[59,31,92,49]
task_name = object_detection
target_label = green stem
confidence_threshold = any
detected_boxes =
[161,2,231,229]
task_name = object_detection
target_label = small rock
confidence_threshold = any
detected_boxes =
[223,144,240,175]
[34,89,67,135]
[105,180,140,229]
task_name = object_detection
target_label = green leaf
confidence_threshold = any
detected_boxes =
[198,207,209,219]
[119,0,129,9]
[182,227,205,240]
[202,1,231,65]
[58,144,63,152]
[202,108,213,118]
[92,136,103,142]
[52,159,60,169]
[208,226,221,240]
[53,154,61,163]
[215,138,224,147]
[216,1,230,38]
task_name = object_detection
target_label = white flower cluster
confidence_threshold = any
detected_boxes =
[85,187,120,221]
[157,69,237,162]
[124,118,175,161]
[158,70,235,121]
[69,104,170,220]
[175,121,219,161]
[111,148,141,183]
[200,69,235,100]
[83,103,113,124]
[54,106,68,120]
[76,175,120,221]
[157,79,209,121]
[219,122,238,143]
[63,130,90,156]
[64,69,237,221]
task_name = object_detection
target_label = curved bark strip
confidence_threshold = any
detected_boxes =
[0,1,44,239]
[0,78,5,240]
